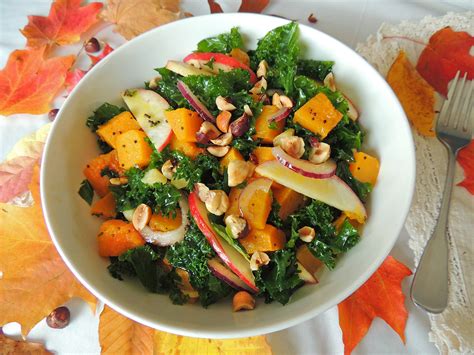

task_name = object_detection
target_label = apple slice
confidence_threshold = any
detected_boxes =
[165,60,214,77]
[188,192,258,292]
[183,52,257,84]
[272,147,336,179]
[297,262,318,284]
[207,258,255,293]
[121,89,172,151]
[255,161,367,223]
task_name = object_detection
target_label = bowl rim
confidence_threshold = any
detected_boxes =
[40,12,416,338]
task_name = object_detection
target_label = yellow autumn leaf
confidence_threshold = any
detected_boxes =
[0,333,51,354]
[0,166,96,336]
[101,0,182,40]
[386,51,436,137]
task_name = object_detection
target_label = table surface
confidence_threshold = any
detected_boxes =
[1,0,471,353]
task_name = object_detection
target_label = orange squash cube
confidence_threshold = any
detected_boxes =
[349,151,380,185]
[165,108,203,143]
[252,146,275,165]
[83,150,123,197]
[91,193,116,219]
[96,111,141,149]
[273,187,306,220]
[240,224,286,254]
[294,93,343,138]
[220,147,244,171]
[149,209,182,232]
[169,134,204,159]
[116,130,153,170]
[253,105,286,143]
[97,220,145,257]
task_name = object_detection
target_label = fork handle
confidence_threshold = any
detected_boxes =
[411,147,457,313]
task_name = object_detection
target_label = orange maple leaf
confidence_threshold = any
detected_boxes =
[0,47,74,116]
[457,140,474,195]
[0,334,51,354]
[65,68,87,93]
[387,51,436,137]
[238,0,270,13]
[88,43,114,66]
[338,256,412,355]
[416,27,474,97]
[20,0,103,48]
[0,166,95,336]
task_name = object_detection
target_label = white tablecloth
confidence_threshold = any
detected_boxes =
[1,1,471,353]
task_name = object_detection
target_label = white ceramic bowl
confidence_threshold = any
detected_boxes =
[41,13,415,338]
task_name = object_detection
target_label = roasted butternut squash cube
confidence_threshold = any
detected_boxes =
[83,150,122,197]
[97,220,145,256]
[273,187,306,220]
[220,147,244,171]
[169,134,204,159]
[333,213,361,231]
[294,93,343,138]
[240,224,286,254]
[165,108,203,143]
[96,111,141,149]
[252,146,275,165]
[116,130,153,169]
[349,151,380,185]
[91,193,116,219]
[253,105,286,143]
[149,209,182,232]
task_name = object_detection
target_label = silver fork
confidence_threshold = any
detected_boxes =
[411,71,473,314]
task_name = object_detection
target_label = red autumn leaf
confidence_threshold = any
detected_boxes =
[416,27,474,97]
[338,256,412,355]
[207,0,223,13]
[88,43,114,66]
[457,139,474,195]
[65,68,86,93]
[20,0,103,48]
[0,47,75,116]
[238,0,270,13]
[0,156,37,203]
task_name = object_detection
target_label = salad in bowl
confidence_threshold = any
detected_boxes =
[79,22,380,311]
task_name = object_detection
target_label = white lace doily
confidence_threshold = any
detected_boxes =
[357,12,474,354]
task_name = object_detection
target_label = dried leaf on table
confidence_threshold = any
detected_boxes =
[338,256,412,355]
[99,306,154,354]
[0,47,74,116]
[238,0,270,13]
[457,140,474,195]
[101,0,181,40]
[20,0,103,48]
[416,27,474,97]
[154,330,272,354]
[65,68,87,93]
[0,156,37,203]
[207,0,223,13]
[387,51,436,137]
[88,43,114,66]
[0,334,51,355]
[0,167,96,336]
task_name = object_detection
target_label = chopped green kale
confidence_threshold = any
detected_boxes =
[196,27,244,53]
[297,59,334,81]
[78,179,94,205]
[86,103,125,131]
[336,161,372,202]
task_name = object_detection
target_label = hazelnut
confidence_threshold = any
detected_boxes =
[195,183,210,202]
[46,306,70,329]
[279,95,293,108]
[298,226,315,243]
[197,121,221,141]
[250,77,267,95]
[109,177,128,185]
[233,291,255,312]
[225,214,248,239]
[148,76,161,89]
[216,111,232,132]
[161,160,175,180]
[132,204,152,231]
[344,94,359,121]
[324,72,336,92]
[204,190,229,216]
[250,251,270,271]
[243,104,253,117]
[273,128,295,147]
[210,132,233,146]
[272,93,282,108]
[281,136,305,158]
[308,142,331,164]
[227,160,255,187]
[216,96,236,111]
[256,60,268,78]
[207,145,231,157]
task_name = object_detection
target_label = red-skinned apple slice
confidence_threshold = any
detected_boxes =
[272,146,336,179]
[184,52,257,84]
[255,161,367,223]
[188,192,258,292]
[268,107,292,123]
[121,89,172,151]
[177,80,216,122]
[297,262,318,284]
[165,60,214,77]
[207,258,255,293]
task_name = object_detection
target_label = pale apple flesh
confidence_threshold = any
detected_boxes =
[272,147,336,179]
[165,60,215,77]
[207,258,256,293]
[188,192,258,292]
[255,161,367,223]
[297,262,318,284]
[121,89,173,151]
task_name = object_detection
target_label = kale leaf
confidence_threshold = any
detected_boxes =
[153,68,190,108]
[167,217,232,307]
[336,161,372,202]
[255,22,299,95]
[332,219,360,252]
[108,245,187,304]
[293,75,348,111]
[297,59,334,81]
[86,103,125,131]
[78,179,94,205]
[196,27,244,53]
[268,199,285,229]
[255,249,304,304]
